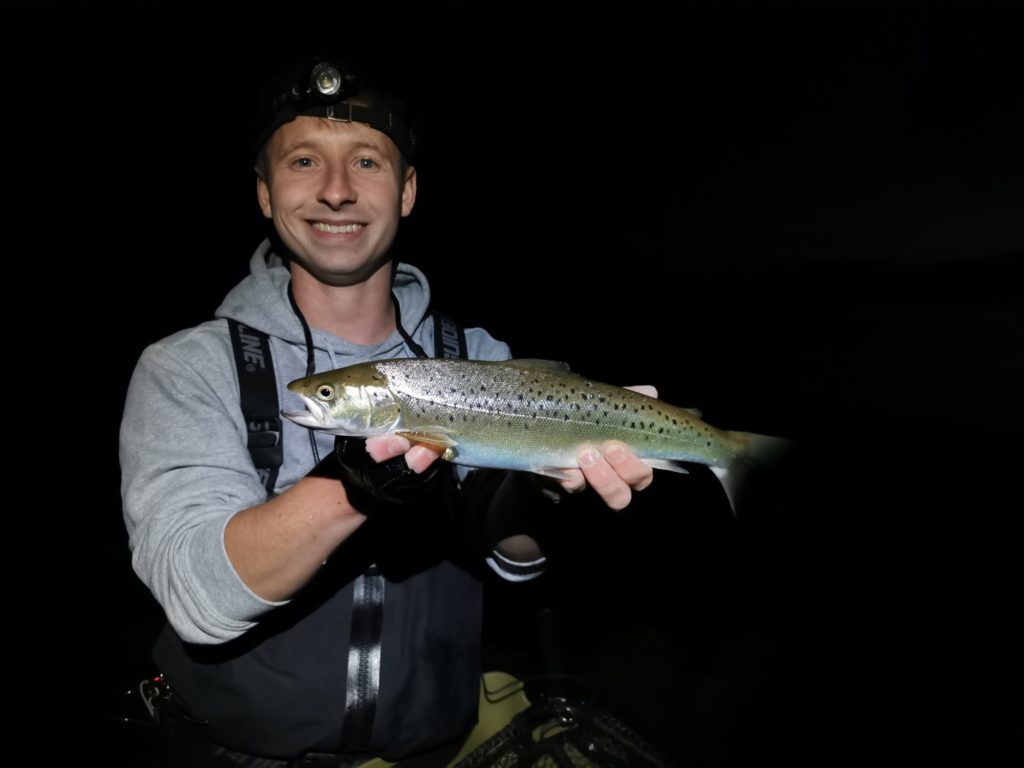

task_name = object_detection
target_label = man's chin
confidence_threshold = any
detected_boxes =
[288,251,393,288]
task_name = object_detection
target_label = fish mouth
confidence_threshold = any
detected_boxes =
[281,395,329,429]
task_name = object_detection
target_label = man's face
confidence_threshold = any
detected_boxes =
[257,116,416,286]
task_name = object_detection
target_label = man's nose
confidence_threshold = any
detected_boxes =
[318,164,356,208]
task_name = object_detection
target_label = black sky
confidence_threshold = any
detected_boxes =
[16,2,1021,765]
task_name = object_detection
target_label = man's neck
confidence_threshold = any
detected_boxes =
[289,263,396,345]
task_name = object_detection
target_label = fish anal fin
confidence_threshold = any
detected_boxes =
[643,458,690,474]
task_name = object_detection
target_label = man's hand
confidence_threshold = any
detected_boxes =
[552,385,657,510]
[365,434,440,474]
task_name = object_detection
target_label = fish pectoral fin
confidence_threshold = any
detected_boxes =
[394,430,458,449]
[682,407,704,419]
[642,459,690,474]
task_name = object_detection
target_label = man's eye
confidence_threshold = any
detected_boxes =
[356,158,378,170]
[293,157,314,168]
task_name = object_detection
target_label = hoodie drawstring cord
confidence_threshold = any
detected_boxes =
[287,282,321,463]
[392,291,428,359]
[285,283,431,464]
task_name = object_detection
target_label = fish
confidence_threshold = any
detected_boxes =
[282,358,791,507]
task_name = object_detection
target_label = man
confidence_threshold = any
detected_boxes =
[120,56,653,766]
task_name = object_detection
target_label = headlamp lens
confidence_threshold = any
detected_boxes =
[311,63,343,97]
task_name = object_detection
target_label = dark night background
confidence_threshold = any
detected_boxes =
[14,1,1020,765]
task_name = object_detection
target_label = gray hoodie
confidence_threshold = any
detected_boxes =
[120,241,516,757]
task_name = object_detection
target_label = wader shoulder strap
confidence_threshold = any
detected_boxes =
[228,312,462,496]
[228,320,282,495]
[432,311,467,359]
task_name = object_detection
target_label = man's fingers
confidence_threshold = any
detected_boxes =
[604,442,654,492]
[405,445,441,474]
[572,442,655,510]
[365,434,411,462]
[556,468,587,495]
[365,434,441,474]
[577,446,632,510]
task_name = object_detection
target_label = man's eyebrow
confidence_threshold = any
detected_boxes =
[277,138,388,156]
[277,140,319,155]
[345,139,387,154]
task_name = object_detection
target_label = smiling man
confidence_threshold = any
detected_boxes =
[120,56,655,767]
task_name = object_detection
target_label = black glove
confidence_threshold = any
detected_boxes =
[318,435,444,517]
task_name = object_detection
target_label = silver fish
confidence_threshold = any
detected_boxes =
[282,358,789,498]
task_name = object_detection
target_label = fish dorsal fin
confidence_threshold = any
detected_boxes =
[506,359,575,373]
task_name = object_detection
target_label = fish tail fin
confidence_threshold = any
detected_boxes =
[716,432,796,516]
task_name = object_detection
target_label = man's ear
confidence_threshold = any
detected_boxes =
[257,176,272,219]
[400,165,417,218]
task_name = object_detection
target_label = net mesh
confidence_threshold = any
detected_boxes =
[453,697,676,768]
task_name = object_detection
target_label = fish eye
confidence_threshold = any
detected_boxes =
[316,385,335,400]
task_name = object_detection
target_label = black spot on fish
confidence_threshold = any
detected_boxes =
[672,419,678,425]
[658,428,664,434]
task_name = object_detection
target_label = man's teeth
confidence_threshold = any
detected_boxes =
[312,222,363,234]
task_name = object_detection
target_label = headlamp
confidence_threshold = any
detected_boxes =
[253,57,415,164]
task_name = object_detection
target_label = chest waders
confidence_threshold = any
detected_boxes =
[229,311,467,750]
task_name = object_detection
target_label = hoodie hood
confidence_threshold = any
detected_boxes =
[215,239,432,363]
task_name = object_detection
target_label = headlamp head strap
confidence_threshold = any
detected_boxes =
[254,57,414,163]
